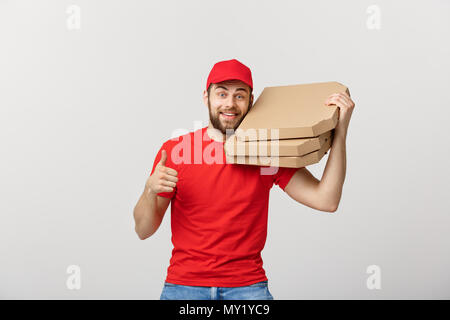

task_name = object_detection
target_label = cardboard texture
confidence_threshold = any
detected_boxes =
[225,130,334,168]
[224,130,332,157]
[234,81,349,141]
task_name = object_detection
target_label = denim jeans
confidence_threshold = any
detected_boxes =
[159,280,274,300]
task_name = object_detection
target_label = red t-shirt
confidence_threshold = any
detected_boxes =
[150,126,300,287]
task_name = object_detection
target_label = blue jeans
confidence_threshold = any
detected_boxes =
[159,280,274,300]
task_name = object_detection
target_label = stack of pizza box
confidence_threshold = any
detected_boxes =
[224,81,350,168]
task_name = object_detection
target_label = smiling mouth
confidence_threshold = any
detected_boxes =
[220,112,238,120]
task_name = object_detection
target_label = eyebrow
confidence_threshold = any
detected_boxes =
[215,86,248,94]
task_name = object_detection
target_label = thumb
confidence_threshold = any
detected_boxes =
[159,149,167,166]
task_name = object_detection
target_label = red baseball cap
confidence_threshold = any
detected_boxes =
[206,59,253,92]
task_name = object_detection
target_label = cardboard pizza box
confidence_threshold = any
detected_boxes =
[225,130,333,168]
[234,81,349,141]
[224,130,332,157]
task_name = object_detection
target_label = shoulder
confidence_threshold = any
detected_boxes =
[162,126,206,149]
[162,130,193,148]
[159,128,200,166]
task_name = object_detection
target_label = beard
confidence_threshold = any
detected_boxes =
[208,98,251,136]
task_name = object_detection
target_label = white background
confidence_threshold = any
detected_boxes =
[1,0,449,299]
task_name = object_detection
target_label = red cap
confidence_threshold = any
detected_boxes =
[206,59,253,92]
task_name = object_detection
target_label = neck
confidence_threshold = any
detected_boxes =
[207,122,226,143]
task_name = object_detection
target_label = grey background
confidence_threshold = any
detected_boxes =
[1,0,449,299]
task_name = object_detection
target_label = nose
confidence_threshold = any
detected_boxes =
[223,94,237,109]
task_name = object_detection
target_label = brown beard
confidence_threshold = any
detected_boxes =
[207,97,252,136]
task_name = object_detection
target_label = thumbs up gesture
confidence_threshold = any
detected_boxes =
[146,150,179,195]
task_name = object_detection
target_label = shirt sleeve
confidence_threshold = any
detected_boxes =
[273,167,301,191]
[150,142,177,199]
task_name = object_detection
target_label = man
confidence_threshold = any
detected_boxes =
[133,59,355,300]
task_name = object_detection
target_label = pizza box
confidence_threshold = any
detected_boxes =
[234,81,349,141]
[224,130,332,157]
[225,130,334,168]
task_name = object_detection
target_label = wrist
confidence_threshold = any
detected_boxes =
[144,186,157,199]
[334,127,347,140]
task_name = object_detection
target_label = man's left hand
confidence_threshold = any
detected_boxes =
[324,91,355,137]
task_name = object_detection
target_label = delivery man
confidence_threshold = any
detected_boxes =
[133,59,355,300]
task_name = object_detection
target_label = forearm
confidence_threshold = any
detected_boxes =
[133,187,163,239]
[318,128,347,211]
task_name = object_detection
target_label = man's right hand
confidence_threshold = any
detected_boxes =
[146,150,179,195]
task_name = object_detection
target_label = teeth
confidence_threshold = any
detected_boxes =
[223,113,236,116]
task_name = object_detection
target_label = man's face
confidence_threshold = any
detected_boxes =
[203,80,254,135]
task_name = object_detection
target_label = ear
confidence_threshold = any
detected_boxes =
[202,89,208,107]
